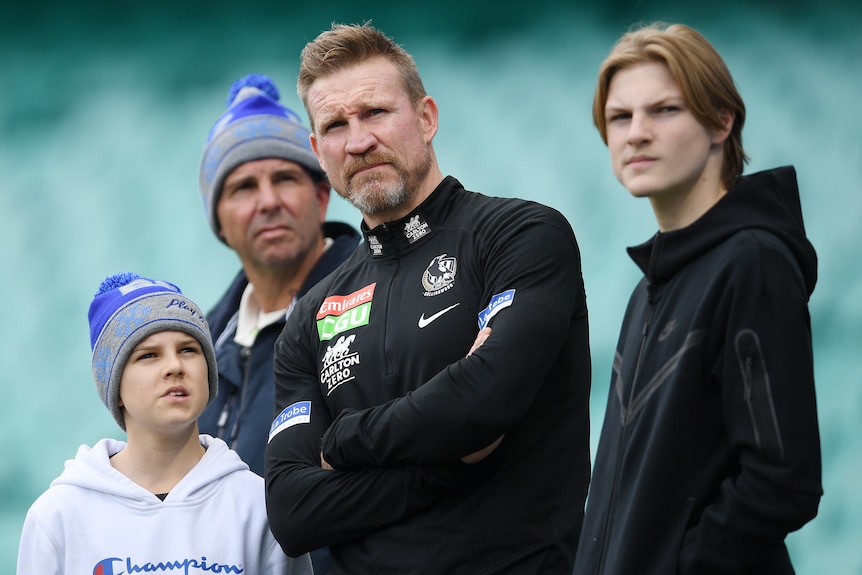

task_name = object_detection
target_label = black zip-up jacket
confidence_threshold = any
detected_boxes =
[265,177,592,574]
[198,221,360,476]
[575,166,822,575]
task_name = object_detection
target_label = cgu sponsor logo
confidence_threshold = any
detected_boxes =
[93,555,242,574]
[317,284,375,341]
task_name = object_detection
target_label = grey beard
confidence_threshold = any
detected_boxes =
[344,173,410,216]
[341,147,433,218]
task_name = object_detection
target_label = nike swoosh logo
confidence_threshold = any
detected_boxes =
[418,303,460,328]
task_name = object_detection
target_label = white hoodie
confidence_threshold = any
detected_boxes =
[17,435,311,575]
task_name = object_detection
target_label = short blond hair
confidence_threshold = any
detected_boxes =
[297,23,427,131]
[593,23,748,188]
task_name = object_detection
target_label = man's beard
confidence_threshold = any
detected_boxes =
[340,150,432,217]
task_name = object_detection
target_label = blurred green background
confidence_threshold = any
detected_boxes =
[2,0,860,572]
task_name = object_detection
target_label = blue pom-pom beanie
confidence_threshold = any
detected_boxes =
[199,73,325,243]
[88,272,218,430]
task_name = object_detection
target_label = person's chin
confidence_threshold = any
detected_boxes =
[257,248,300,266]
[620,175,659,198]
[626,185,658,198]
[255,227,292,243]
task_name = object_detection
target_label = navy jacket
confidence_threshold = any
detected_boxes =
[199,221,360,475]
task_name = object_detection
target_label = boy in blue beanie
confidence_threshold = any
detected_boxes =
[17,272,312,575]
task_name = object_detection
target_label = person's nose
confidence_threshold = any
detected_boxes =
[257,179,281,211]
[345,120,376,156]
[627,112,652,145]
[164,351,185,379]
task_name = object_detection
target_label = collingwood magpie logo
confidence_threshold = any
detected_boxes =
[92,555,243,574]
[422,254,457,296]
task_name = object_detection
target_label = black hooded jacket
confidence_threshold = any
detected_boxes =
[575,166,822,575]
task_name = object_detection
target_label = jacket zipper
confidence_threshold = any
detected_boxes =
[597,303,654,574]
[381,222,401,379]
[597,235,660,574]
[216,345,253,445]
[228,346,253,446]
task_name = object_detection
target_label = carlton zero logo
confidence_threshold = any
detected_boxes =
[320,334,360,395]
[403,215,430,243]
[316,283,375,341]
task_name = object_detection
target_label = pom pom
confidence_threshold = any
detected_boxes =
[226,73,280,106]
[94,272,140,296]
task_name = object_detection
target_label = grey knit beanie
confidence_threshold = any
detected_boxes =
[88,272,218,430]
[199,73,325,243]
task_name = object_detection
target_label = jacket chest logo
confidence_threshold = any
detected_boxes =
[316,283,375,341]
[404,215,431,243]
[320,334,361,395]
[614,329,705,425]
[422,254,457,297]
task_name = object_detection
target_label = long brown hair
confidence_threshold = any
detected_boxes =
[593,23,748,188]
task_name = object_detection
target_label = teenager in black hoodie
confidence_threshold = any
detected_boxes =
[575,23,822,575]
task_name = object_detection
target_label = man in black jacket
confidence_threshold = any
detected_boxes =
[197,73,359,575]
[265,24,591,574]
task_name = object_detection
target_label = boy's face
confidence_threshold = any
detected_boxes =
[603,61,729,218]
[119,330,210,435]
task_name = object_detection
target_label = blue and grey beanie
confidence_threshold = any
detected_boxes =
[199,73,325,243]
[88,272,218,430]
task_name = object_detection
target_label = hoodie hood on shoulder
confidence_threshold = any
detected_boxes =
[628,166,817,295]
[50,439,148,503]
[50,435,249,506]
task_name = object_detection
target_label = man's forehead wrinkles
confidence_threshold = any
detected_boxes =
[312,79,390,114]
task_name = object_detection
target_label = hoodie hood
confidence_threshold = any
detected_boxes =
[628,166,817,296]
[50,435,248,506]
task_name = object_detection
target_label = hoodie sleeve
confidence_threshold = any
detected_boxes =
[262,532,313,575]
[320,206,586,467]
[679,229,822,572]
[17,503,63,575]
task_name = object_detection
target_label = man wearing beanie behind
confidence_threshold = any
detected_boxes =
[198,73,356,574]
[17,272,311,575]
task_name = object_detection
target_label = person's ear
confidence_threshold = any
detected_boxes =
[416,95,439,143]
[713,109,734,145]
[316,181,331,223]
[310,133,326,173]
